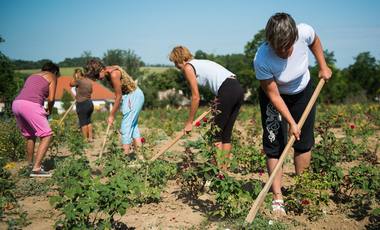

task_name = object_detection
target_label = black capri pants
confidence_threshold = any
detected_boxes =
[214,78,244,143]
[76,100,94,127]
[259,79,316,159]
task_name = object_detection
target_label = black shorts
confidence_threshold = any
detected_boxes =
[259,79,316,159]
[214,78,244,143]
[76,100,94,127]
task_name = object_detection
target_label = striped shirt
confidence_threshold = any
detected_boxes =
[15,75,49,105]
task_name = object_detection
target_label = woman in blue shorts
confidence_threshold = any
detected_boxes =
[85,58,145,160]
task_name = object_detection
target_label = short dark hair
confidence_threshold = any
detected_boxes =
[41,61,60,75]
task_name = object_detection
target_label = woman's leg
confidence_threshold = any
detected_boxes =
[129,137,143,160]
[294,150,311,175]
[87,123,93,141]
[214,142,231,172]
[266,156,286,217]
[33,135,52,170]
[81,125,88,140]
[123,144,131,155]
[26,136,37,164]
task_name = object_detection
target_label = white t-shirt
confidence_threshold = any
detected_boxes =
[254,23,315,95]
[188,59,235,95]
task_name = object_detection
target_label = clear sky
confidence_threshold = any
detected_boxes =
[1,0,379,69]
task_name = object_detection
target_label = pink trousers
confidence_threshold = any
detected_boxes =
[12,100,52,137]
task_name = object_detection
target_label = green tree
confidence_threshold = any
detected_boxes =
[103,49,126,66]
[123,49,145,80]
[194,50,208,59]
[346,52,379,100]
[58,57,84,67]
[102,49,145,80]
[138,68,185,108]
[60,89,74,111]
[309,49,344,103]
[0,35,19,113]
[81,50,93,68]
[244,29,265,60]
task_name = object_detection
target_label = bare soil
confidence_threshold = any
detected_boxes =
[2,124,380,230]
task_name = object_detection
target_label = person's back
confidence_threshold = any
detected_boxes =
[15,74,50,105]
[12,61,59,178]
[75,78,92,102]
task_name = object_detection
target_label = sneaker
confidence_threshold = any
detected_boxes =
[30,168,51,178]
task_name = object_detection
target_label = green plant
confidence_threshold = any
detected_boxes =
[286,169,331,221]
[0,159,17,209]
[67,131,89,156]
[15,179,52,197]
[3,205,31,229]
[50,169,121,229]
[0,118,26,161]
[49,155,92,196]
[60,88,74,111]
[200,150,262,218]
[332,162,380,204]
[175,147,205,198]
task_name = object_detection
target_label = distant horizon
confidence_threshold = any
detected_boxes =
[1,0,379,70]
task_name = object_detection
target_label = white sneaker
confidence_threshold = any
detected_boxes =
[30,168,51,178]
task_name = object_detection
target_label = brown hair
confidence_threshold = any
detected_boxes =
[169,46,194,64]
[265,13,299,50]
[85,57,105,79]
[73,68,86,80]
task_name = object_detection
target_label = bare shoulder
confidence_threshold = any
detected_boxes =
[184,64,196,77]
[38,71,56,83]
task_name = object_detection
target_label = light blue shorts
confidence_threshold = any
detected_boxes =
[121,87,144,145]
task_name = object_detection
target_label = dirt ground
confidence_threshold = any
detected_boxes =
[2,124,379,230]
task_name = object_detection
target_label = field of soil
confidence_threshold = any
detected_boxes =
[2,122,380,230]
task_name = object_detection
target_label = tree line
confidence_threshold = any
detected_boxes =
[1,31,379,113]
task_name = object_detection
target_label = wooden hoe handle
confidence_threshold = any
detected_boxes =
[99,123,111,158]
[244,79,325,223]
[149,107,212,162]
[59,99,77,124]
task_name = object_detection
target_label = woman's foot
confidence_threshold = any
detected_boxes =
[134,154,145,162]
[271,200,286,217]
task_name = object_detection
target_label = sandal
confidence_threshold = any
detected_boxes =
[271,200,286,216]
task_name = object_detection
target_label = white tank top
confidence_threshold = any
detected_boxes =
[188,59,235,95]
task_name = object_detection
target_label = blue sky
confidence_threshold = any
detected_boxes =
[1,0,379,69]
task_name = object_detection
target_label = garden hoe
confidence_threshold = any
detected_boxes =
[244,79,326,224]
[97,108,211,164]
[98,123,111,158]
[149,107,212,162]
[59,99,77,124]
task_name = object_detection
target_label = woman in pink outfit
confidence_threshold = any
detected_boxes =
[12,62,59,177]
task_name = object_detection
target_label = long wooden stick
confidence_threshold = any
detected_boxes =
[99,123,111,158]
[59,99,77,124]
[149,107,212,162]
[244,79,325,223]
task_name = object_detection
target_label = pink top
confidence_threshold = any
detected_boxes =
[15,75,49,105]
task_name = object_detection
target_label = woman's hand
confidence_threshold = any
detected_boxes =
[107,115,114,125]
[183,122,193,135]
[289,123,301,140]
[318,67,332,83]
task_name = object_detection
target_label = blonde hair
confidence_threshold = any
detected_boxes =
[265,13,299,50]
[73,68,86,80]
[169,46,194,64]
